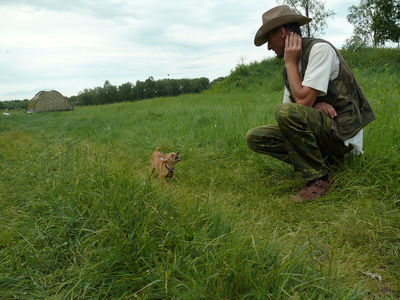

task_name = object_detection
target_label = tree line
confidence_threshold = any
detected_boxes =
[0,77,213,110]
[0,99,30,110]
[68,77,211,106]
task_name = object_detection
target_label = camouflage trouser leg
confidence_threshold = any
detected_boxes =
[245,102,352,182]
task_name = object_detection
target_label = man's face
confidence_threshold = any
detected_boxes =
[266,27,286,59]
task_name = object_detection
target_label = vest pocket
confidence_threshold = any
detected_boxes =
[335,106,361,140]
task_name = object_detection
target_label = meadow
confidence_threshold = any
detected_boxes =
[0,48,399,299]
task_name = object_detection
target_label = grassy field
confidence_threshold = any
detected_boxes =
[1,49,399,299]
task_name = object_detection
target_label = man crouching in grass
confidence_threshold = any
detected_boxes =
[245,5,375,202]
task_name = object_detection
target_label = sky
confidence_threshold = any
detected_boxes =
[0,0,359,100]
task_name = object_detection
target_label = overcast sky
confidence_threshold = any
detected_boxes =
[0,0,358,100]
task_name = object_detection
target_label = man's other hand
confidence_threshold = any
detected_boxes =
[314,102,337,119]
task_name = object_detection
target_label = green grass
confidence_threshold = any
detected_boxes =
[1,49,399,299]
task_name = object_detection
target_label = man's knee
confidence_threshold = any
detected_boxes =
[245,128,257,150]
[275,102,297,124]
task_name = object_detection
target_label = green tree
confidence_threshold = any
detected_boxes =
[78,88,97,105]
[118,82,133,102]
[144,77,156,99]
[372,0,400,45]
[277,0,335,37]
[133,80,145,100]
[346,0,374,48]
[102,80,119,104]
[346,0,400,49]
[155,79,168,97]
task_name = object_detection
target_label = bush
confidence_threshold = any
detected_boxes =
[0,99,29,110]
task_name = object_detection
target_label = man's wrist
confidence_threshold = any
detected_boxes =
[285,60,298,68]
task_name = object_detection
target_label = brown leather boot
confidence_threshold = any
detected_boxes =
[294,176,332,203]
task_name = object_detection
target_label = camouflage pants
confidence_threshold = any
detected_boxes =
[245,102,352,182]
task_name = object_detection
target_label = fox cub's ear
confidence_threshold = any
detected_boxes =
[159,157,166,161]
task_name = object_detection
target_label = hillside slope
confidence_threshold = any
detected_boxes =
[210,47,400,93]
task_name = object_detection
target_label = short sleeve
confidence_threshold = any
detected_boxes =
[302,43,339,95]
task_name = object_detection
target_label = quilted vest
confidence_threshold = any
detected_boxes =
[283,37,375,140]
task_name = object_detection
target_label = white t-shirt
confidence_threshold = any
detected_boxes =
[282,42,364,155]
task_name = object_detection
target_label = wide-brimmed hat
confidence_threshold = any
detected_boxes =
[254,5,312,46]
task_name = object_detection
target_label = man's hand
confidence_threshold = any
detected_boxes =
[284,32,318,107]
[314,102,337,119]
[284,32,302,65]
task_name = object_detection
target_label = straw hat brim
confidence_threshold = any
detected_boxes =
[254,15,312,46]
